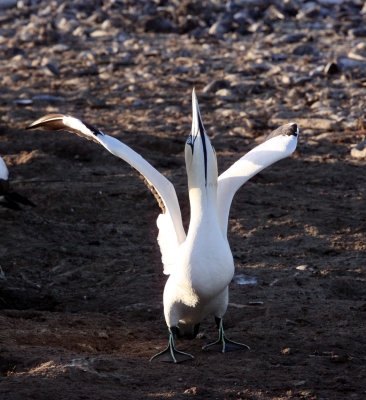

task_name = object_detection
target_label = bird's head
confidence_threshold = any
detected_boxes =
[264,122,299,153]
[185,89,218,191]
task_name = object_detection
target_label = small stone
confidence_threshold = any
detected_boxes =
[56,17,78,33]
[338,57,366,70]
[293,43,317,56]
[330,354,350,363]
[280,33,306,44]
[317,0,343,4]
[0,0,17,10]
[202,79,231,94]
[90,30,111,38]
[51,44,69,53]
[14,99,33,106]
[32,94,65,104]
[209,19,231,37]
[324,61,340,75]
[351,141,366,159]
[349,27,366,38]
[98,331,109,339]
[44,63,60,77]
[297,3,320,19]
[215,88,237,101]
[144,16,176,33]
[293,380,306,387]
[247,301,264,306]
[348,43,366,61]
[183,387,208,396]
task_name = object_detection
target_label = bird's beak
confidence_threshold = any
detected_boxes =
[191,88,205,139]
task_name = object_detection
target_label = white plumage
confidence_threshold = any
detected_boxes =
[27,89,299,363]
[0,155,35,210]
[0,155,9,181]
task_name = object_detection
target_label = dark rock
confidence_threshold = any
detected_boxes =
[280,33,307,44]
[349,27,366,38]
[202,79,231,94]
[337,56,366,71]
[144,16,176,33]
[209,18,232,37]
[293,43,318,56]
[271,53,287,62]
[297,3,321,19]
[324,61,340,75]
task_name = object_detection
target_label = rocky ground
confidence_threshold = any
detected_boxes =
[0,0,366,399]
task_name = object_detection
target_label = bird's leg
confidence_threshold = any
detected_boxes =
[150,327,194,363]
[202,317,250,353]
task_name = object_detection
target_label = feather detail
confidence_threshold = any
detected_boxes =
[157,213,180,275]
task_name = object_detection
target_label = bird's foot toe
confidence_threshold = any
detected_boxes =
[150,346,194,363]
[202,337,250,353]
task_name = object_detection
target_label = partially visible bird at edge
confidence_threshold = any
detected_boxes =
[0,155,35,210]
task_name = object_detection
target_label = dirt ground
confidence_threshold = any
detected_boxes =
[0,1,366,399]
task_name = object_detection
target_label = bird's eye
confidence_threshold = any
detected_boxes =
[186,135,194,153]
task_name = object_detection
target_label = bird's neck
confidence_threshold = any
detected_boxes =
[188,184,219,229]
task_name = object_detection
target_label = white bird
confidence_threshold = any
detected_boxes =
[0,155,35,210]
[27,89,299,363]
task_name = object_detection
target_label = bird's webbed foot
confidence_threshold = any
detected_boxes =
[202,317,250,353]
[150,327,194,363]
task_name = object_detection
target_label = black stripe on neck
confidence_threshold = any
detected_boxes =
[198,113,207,186]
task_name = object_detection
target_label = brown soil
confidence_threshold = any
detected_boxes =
[1,2,366,399]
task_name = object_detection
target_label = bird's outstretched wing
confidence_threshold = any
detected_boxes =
[0,155,35,210]
[27,115,185,274]
[217,123,299,236]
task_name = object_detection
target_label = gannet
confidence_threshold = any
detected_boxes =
[27,89,299,363]
[0,155,35,210]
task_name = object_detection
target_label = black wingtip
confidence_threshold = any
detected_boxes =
[266,122,299,140]
[83,121,104,137]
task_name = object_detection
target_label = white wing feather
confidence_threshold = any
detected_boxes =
[28,115,186,274]
[218,131,298,236]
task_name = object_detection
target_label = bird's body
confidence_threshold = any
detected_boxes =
[163,98,234,338]
[27,89,299,362]
[164,221,233,330]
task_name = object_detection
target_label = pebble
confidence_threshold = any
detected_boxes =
[202,79,231,94]
[337,56,366,71]
[0,0,364,167]
[144,16,176,33]
[209,19,231,37]
[351,140,366,159]
[32,94,65,104]
[232,274,257,285]
[293,43,318,56]
[0,0,17,10]
[183,387,208,396]
[324,61,340,75]
[349,27,366,38]
[216,88,237,100]
[280,33,307,44]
